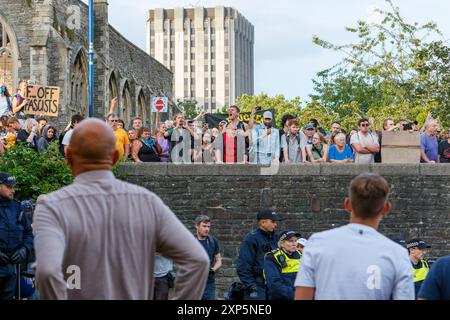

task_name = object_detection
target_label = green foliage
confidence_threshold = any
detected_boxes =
[175,98,201,120]
[311,0,449,127]
[0,142,73,201]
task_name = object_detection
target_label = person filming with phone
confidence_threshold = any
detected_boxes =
[251,111,280,164]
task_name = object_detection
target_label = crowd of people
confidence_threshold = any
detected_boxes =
[2,81,449,164]
[1,114,449,301]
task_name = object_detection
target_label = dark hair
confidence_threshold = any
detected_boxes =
[310,118,319,127]
[281,114,296,128]
[118,119,125,128]
[349,173,390,219]
[403,122,413,131]
[71,114,84,125]
[358,118,369,126]
[229,105,240,113]
[37,117,48,123]
[195,215,211,225]
[331,121,341,126]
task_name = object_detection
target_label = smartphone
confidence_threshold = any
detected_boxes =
[28,80,37,86]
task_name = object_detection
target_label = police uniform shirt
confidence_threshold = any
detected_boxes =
[295,223,415,300]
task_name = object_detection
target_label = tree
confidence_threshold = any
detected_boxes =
[310,0,449,127]
[0,142,73,200]
[175,98,201,119]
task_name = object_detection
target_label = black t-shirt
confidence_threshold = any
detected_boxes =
[438,140,450,163]
[197,235,220,268]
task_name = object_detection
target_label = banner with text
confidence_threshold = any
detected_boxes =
[204,109,276,128]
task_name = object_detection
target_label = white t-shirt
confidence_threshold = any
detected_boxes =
[350,131,379,164]
[62,129,73,146]
[295,223,414,300]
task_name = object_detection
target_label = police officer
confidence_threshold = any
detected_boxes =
[407,239,431,297]
[264,230,301,300]
[236,209,283,300]
[0,173,33,300]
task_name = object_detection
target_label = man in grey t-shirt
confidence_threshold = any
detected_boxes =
[295,173,414,300]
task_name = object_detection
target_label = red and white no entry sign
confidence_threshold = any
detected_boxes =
[151,97,168,112]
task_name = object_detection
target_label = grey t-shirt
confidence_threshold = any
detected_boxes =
[295,223,414,300]
[281,132,307,163]
[350,132,379,164]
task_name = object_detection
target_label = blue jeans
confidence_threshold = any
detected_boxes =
[202,274,216,300]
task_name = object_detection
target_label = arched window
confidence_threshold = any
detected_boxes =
[137,89,146,125]
[0,17,17,94]
[71,50,88,116]
[121,81,131,125]
[108,71,118,113]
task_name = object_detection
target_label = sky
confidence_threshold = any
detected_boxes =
[85,0,450,102]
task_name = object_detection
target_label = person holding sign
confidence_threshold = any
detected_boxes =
[12,80,29,120]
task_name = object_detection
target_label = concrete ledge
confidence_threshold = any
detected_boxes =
[320,164,371,176]
[277,164,321,176]
[371,164,420,176]
[167,164,220,176]
[118,163,450,176]
[118,163,168,176]
[420,164,450,176]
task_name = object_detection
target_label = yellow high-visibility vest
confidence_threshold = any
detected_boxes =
[413,259,429,283]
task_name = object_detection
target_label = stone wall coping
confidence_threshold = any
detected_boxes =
[118,163,450,176]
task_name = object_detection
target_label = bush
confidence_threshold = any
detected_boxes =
[0,142,73,200]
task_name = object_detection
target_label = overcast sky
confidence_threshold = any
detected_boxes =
[86,0,450,101]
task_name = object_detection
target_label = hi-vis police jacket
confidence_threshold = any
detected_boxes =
[413,259,429,283]
[263,248,301,300]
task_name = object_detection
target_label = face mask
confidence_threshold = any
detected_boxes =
[0,87,5,94]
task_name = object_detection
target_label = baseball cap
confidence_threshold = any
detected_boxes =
[279,230,301,242]
[0,173,16,187]
[297,238,308,247]
[305,124,315,130]
[263,111,273,120]
[256,209,283,221]
[407,239,431,249]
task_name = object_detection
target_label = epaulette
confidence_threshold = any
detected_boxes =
[265,248,280,258]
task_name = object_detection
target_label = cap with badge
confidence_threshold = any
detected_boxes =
[256,209,283,221]
[279,230,301,242]
[305,124,315,130]
[0,173,16,187]
[407,239,431,250]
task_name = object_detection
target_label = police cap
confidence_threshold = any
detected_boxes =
[256,209,283,221]
[407,239,431,250]
[0,173,17,187]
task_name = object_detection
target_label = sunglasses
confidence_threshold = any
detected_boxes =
[360,123,370,127]
[109,119,119,122]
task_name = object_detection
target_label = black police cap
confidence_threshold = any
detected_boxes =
[0,173,16,187]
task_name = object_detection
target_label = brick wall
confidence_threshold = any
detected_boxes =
[119,163,450,299]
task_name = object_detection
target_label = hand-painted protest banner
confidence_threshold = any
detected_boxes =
[151,97,168,112]
[204,109,276,128]
[24,85,60,117]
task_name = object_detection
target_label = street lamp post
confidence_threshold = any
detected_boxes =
[88,0,94,117]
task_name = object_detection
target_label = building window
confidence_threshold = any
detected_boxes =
[71,51,88,116]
